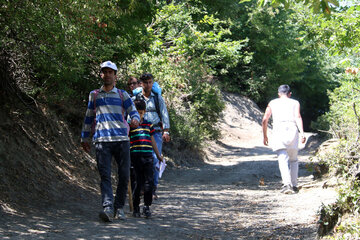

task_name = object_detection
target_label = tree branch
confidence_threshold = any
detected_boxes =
[353,102,360,143]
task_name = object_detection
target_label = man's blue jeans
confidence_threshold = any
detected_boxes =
[152,131,163,187]
[95,141,130,210]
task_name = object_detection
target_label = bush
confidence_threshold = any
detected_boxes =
[315,73,360,238]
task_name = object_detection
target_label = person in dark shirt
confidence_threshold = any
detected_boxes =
[130,99,163,218]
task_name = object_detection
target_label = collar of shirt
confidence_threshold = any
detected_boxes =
[142,91,155,100]
[99,86,118,94]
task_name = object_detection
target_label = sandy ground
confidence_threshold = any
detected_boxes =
[0,93,338,239]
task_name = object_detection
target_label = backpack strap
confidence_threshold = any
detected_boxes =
[135,91,162,123]
[117,89,125,117]
[152,90,162,122]
[118,89,130,135]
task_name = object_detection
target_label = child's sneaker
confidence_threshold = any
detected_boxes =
[143,206,151,218]
[133,206,141,217]
[114,208,126,220]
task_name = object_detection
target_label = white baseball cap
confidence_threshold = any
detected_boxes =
[100,61,118,71]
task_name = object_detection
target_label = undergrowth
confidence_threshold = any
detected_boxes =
[315,74,360,239]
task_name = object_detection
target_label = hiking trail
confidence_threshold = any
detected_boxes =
[1,93,337,239]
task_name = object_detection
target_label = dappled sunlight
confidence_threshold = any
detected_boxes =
[1,90,335,239]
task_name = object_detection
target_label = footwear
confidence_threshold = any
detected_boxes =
[153,192,158,200]
[153,186,158,200]
[293,186,299,193]
[280,185,294,194]
[114,208,126,220]
[143,206,151,218]
[133,206,141,218]
[99,207,114,222]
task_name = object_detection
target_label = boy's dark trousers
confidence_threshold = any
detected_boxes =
[131,154,154,208]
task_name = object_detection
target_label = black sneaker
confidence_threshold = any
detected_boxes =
[280,185,295,194]
[99,207,114,222]
[293,186,299,193]
[143,206,151,219]
[133,206,141,218]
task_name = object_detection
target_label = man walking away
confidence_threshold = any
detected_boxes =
[262,85,306,194]
[81,61,140,222]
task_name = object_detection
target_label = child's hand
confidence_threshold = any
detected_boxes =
[158,155,164,162]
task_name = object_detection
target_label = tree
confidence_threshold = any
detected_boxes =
[256,0,340,14]
[0,0,155,101]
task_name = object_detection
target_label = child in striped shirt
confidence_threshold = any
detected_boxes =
[130,99,163,218]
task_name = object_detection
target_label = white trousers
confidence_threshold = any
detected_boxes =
[276,148,298,187]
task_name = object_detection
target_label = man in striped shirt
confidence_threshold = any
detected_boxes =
[129,99,163,218]
[81,61,140,222]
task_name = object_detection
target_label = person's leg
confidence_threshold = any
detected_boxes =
[287,148,299,187]
[152,131,163,194]
[130,161,136,195]
[276,149,292,187]
[143,155,154,207]
[132,155,142,216]
[95,142,114,209]
[113,141,130,211]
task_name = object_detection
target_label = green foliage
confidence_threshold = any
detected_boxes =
[126,49,225,147]
[0,0,351,147]
[316,75,360,139]
[120,2,253,146]
[329,216,360,239]
[315,74,360,237]
[296,2,360,55]
[216,3,337,129]
[256,0,340,14]
[0,0,154,101]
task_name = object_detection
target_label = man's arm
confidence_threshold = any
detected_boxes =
[151,135,163,162]
[262,105,272,146]
[122,90,140,128]
[294,101,306,144]
[158,95,170,142]
[81,91,96,152]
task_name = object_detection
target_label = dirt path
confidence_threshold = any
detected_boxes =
[1,93,338,239]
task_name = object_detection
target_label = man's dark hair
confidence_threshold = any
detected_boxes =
[128,76,138,83]
[278,85,291,95]
[139,73,153,82]
[134,99,146,111]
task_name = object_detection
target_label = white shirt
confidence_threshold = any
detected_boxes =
[269,97,299,151]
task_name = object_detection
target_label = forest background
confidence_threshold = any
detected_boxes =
[1,0,359,238]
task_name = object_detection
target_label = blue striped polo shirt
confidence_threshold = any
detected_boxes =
[81,86,140,143]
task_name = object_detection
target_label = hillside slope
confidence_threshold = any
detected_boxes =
[0,97,99,213]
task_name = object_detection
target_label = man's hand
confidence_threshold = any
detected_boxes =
[81,142,91,153]
[162,132,170,142]
[263,136,268,146]
[301,135,306,144]
[130,119,139,128]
